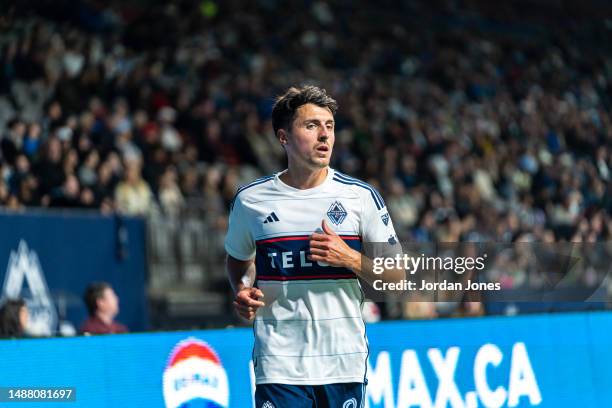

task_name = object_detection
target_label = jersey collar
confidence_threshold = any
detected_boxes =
[274,167,335,194]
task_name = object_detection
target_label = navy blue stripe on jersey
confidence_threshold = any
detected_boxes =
[335,171,385,206]
[334,172,385,209]
[255,235,361,281]
[333,172,384,208]
[332,176,383,210]
[236,175,275,195]
[230,175,274,210]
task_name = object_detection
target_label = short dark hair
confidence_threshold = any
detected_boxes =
[83,282,110,316]
[271,85,338,135]
[0,298,26,338]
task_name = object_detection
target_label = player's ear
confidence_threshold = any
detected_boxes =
[278,129,288,146]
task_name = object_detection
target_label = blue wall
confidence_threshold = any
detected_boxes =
[0,211,148,333]
[1,312,611,407]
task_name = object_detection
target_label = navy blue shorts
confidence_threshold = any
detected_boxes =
[255,382,365,408]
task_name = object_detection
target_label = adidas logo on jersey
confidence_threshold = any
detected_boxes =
[262,401,275,408]
[263,212,280,224]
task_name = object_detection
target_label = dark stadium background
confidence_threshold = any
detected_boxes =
[0,0,610,332]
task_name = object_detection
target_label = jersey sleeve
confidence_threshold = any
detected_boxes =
[224,195,256,261]
[361,189,398,243]
[361,188,402,259]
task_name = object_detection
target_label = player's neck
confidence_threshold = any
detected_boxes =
[280,166,329,190]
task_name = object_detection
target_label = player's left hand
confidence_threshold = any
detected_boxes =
[309,220,360,271]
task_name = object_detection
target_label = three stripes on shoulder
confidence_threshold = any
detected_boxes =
[263,212,280,224]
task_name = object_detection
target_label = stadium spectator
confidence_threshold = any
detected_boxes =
[114,159,155,215]
[0,298,28,338]
[81,282,128,335]
[49,174,81,208]
[158,165,184,218]
[35,137,64,199]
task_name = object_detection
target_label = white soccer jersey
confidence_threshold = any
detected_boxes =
[224,167,398,385]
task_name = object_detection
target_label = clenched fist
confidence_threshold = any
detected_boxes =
[233,287,265,320]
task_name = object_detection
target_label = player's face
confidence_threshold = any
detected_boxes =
[283,103,335,169]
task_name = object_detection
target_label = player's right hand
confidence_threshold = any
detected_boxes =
[233,287,265,320]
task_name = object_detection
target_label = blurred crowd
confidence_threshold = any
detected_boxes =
[0,1,610,246]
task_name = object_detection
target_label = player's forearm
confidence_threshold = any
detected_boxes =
[225,255,256,295]
[346,249,405,287]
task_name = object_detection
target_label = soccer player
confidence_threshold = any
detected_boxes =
[225,85,403,407]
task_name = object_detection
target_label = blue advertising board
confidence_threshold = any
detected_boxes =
[0,311,611,407]
[0,211,148,334]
